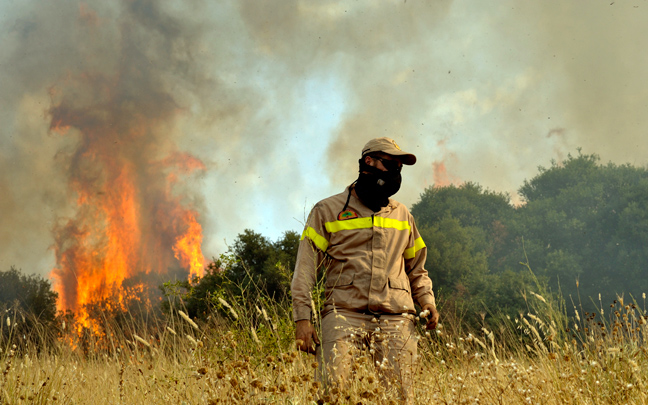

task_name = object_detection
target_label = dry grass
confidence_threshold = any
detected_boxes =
[2,293,648,404]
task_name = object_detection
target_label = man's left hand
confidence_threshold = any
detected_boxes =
[422,304,439,330]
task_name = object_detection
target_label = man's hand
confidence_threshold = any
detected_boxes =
[295,319,320,354]
[422,304,440,330]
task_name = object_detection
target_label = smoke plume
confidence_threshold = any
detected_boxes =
[2,1,648,295]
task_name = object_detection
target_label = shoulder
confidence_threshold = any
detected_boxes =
[387,198,411,215]
[387,198,416,222]
[309,190,349,219]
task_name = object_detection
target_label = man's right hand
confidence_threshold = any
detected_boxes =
[295,319,320,354]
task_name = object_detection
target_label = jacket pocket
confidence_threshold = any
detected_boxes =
[326,272,355,289]
[388,277,411,293]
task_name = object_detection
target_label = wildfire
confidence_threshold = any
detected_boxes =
[432,161,452,188]
[173,210,205,280]
[432,139,460,188]
[48,79,206,329]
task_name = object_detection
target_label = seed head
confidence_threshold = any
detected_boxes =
[186,334,198,346]
[217,298,239,320]
[133,334,151,348]
[178,311,200,331]
[250,327,261,345]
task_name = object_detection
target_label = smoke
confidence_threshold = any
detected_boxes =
[2,1,648,281]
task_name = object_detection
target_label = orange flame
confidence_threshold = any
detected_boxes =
[173,210,205,279]
[432,161,452,188]
[431,139,461,188]
[48,93,205,328]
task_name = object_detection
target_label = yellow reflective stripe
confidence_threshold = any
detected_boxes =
[301,226,329,252]
[325,217,373,233]
[325,216,412,234]
[373,217,411,232]
[404,237,426,259]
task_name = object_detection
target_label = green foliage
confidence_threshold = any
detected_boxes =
[413,182,513,231]
[0,266,59,351]
[161,230,299,321]
[515,152,648,307]
[0,266,58,323]
[410,151,648,322]
[412,183,527,326]
[157,150,648,333]
[227,229,299,300]
[412,182,517,270]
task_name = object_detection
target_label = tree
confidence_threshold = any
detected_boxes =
[515,152,648,307]
[0,266,58,322]
[227,229,299,300]
[0,266,59,350]
[412,183,530,325]
[412,182,516,271]
[162,230,300,320]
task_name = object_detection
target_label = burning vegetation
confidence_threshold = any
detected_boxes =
[44,3,207,327]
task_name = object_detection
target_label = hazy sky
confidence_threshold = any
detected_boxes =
[2,0,648,277]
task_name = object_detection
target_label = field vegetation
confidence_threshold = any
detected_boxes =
[4,151,648,403]
[2,259,648,404]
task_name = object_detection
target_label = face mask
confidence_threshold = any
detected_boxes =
[354,159,402,211]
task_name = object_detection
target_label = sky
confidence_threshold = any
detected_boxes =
[2,0,648,278]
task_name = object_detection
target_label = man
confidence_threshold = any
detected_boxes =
[291,137,439,400]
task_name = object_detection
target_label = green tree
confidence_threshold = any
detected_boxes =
[412,183,529,325]
[0,266,59,350]
[413,182,516,271]
[227,229,299,300]
[515,152,648,307]
[162,230,300,320]
[0,266,58,323]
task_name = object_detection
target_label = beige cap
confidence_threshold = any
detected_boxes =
[361,137,417,165]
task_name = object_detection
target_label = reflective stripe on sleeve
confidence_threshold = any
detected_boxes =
[301,226,329,252]
[404,236,426,259]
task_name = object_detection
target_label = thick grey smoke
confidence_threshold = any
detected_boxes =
[2,1,648,279]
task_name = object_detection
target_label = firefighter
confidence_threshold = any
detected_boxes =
[291,137,439,401]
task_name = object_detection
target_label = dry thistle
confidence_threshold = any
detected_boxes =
[178,311,200,331]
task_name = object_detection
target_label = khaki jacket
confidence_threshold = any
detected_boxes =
[291,188,436,322]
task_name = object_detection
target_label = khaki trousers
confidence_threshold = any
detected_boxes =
[315,308,418,402]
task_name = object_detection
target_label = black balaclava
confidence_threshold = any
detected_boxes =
[353,157,402,212]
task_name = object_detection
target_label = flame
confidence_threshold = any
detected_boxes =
[431,139,461,188]
[173,210,205,280]
[48,92,205,328]
[432,161,452,188]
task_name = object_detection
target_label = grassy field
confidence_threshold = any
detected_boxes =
[2,291,648,404]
